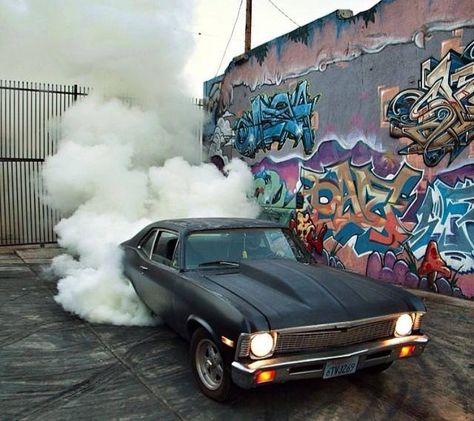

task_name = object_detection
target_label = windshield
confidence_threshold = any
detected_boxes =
[184,228,310,269]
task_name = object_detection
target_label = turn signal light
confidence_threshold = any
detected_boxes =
[255,369,276,384]
[399,345,416,358]
[221,336,235,348]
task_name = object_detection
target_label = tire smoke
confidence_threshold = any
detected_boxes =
[1,0,260,325]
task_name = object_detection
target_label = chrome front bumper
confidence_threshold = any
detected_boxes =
[231,334,428,389]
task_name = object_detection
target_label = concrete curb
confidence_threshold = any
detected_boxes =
[408,288,474,309]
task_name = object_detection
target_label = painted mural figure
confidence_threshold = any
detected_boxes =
[287,210,345,270]
[208,115,233,168]
[234,81,319,158]
[387,41,474,167]
[254,169,295,209]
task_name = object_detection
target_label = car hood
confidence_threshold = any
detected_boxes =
[202,259,425,330]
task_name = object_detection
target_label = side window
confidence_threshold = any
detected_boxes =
[152,231,179,268]
[139,229,157,258]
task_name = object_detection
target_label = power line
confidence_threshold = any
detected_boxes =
[215,0,244,77]
[266,0,300,27]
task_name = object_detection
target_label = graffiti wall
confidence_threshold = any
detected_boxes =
[203,0,474,300]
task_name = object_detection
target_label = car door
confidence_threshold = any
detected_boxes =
[140,229,180,324]
[129,228,159,310]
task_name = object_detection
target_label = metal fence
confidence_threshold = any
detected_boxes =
[0,81,89,245]
[0,80,204,246]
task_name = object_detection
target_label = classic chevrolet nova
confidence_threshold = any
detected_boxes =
[121,218,428,401]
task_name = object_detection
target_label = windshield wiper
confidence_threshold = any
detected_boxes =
[198,260,240,268]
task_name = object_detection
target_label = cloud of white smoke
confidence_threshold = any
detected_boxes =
[0,0,194,100]
[1,0,260,325]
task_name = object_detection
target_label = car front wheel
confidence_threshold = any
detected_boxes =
[190,328,232,401]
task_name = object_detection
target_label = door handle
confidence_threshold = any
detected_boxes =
[139,266,149,271]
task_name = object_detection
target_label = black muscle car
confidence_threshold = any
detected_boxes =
[121,218,428,401]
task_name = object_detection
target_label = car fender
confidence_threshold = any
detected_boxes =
[186,314,220,344]
[186,314,241,366]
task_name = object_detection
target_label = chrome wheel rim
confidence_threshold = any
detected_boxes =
[195,338,224,390]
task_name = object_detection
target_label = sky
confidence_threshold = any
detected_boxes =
[185,0,382,97]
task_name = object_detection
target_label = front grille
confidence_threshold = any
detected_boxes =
[274,318,397,355]
[413,313,423,331]
[238,335,251,358]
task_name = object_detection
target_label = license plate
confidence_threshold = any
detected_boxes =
[323,356,359,379]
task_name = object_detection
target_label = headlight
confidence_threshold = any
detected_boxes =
[395,314,413,337]
[250,332,274,358]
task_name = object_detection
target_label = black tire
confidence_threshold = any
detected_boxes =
[365,362,393,374]
[190,328,233,402]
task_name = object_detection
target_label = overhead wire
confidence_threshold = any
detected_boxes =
[266,0,300,27]
[214,0,244,77]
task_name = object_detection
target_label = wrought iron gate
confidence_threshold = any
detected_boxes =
[0,81,89,245]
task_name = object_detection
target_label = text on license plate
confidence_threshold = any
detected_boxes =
[323,356,359,379]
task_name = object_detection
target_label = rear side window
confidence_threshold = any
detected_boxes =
[152,231,179,267]
[139,229,157,258]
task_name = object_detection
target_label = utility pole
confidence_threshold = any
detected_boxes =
[245,0,252,52]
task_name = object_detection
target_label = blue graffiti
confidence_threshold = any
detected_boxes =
[234,81,319,158]
[408,178,474,273]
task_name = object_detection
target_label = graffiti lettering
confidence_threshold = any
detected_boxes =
[387,41,474,167]
[234,81,319,158]
[300,160,422,254]
[408,178,474,273]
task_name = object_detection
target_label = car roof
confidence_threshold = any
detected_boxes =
[122,217,288,249]
[151,217,284,234]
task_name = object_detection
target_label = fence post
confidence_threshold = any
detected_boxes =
[73,84,78,102]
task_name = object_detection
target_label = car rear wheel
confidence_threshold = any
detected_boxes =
[190,328,232,401]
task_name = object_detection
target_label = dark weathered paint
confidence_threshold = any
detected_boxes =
[205,259,426,330]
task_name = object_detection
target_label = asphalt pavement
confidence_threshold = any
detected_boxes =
[0,247,472,420]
